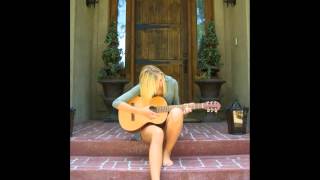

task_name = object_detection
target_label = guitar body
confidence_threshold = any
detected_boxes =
[118,96,169,132]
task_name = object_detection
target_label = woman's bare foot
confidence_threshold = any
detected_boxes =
[162,151,173,166]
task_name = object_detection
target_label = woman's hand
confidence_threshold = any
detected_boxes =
[183,103,195,115]
[140,106,160,119]
[212,101,221,112]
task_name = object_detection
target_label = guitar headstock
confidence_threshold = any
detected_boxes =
[203,101,221,113]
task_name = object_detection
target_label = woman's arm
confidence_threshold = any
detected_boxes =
[172,80,180,105]
[112,85,159,118]
[112,84,140,110]
[116,102,142,114]
[172,79,194,115]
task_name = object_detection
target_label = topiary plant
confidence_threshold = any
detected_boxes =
[97,21,124,80]
[197,21,223,79]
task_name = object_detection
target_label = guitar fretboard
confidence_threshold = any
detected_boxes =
[153,103,206,113]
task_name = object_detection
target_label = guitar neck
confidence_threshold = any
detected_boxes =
[154,103,205,113]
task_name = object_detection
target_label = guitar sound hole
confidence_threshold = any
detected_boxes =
[149,106,157,113]
[131,102,135,121]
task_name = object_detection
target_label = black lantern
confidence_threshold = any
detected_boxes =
[224,0,236,7]
[70,107,76,137]
[86,0,98,8]
[225,101,248,134]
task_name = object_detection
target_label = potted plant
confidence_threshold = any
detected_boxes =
[97,21,129,121]
[70,107,76,137]
[195,21,226,121]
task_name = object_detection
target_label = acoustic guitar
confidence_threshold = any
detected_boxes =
[118,96,220,132]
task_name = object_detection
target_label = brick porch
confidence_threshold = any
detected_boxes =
[70,121,250,180]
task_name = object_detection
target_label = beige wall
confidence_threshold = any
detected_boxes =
[91,0,111,120]
[70,0,113,121]
[228,0,250,107]
[214,0,232,106]
[214,0,250,108]
[70,0,75,107]
[70,0,95,123]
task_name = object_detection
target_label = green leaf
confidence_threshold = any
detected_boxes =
[197,20,221,78]
[98,21,124,80]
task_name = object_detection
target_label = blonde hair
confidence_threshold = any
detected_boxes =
[139,65,167,103]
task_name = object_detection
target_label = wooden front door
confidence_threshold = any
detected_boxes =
[128,0,189,103]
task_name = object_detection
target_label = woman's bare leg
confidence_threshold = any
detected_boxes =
[140,124,164,180]
[162,108,184,166]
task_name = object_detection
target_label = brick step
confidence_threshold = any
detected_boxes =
[71,121,249,156]
[70,155,249,180]
[71,138,249,156]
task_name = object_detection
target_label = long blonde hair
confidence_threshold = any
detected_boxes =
[139,65,167,103]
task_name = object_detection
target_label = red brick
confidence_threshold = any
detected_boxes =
[201,159,220,167]
[71,155,250,180]
[220,165,240,169]
[71,157,90,165]
[130,164,148,168]
[114,161,129,169]
[129,167,148,171]
[101,162,115,169]
[108,157,127,162]
[76,166,99,170]
[126,156,146,161]
[84,157,108,166]
[181,160,202,168]
[71,121,249,156]
[71,121,250,180]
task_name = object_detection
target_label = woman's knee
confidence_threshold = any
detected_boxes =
[169,108,184,121]
[150,125,164,142]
